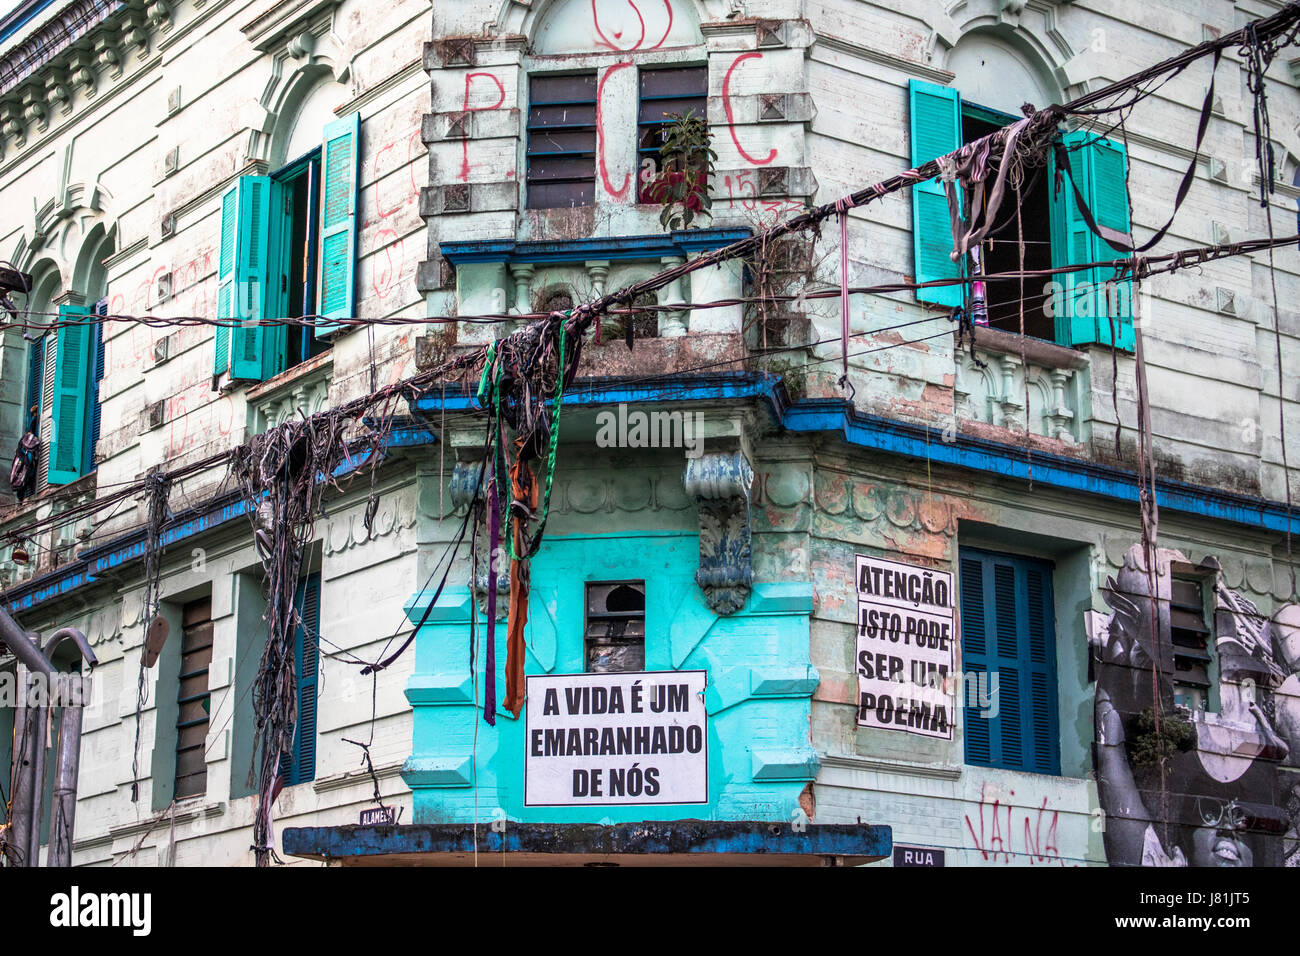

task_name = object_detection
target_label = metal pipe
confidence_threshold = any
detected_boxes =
[0,608,52,676]
[26,699,45,867]
[5,679,36,867]
[47,696,83,868]
[1,613,94,867]
[45,627,92,868]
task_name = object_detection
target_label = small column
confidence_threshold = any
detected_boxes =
[996,354,1024,430]
[509,263,535,316]
[585,260,611,298]
[1047,367,1076,443]
[658,255,688,337]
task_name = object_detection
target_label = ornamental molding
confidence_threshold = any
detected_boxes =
[0,0,174,160]
[684,449,754,615]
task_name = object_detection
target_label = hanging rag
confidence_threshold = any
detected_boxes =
[502,446,539,718]
[836,197,851,389]
[942,116,1033,263]
[484,453,500,726]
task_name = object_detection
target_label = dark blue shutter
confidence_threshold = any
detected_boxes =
[960,549,1059,775]
[283,573,320,786]
[87,299,107,474]
[24,335,44,430]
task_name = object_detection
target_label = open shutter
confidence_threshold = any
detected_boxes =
[1050,131,1134,350]
[215,176,273,381]
[909,79,964,308]
[47,306,91,486]
[214,183,237,379]
[317,112,360,338]
[24,335,44,430]
[285,573,320,786]
[960,549,1060,775]
[232,176,272,380]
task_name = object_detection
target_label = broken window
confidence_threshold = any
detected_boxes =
[637,66,708,203]
[1170,573,1216,714]
[585,581,646,673]
[526,73,597,209]
[175,596,214,800]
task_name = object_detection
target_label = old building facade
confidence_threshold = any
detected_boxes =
[3,0,1300,867]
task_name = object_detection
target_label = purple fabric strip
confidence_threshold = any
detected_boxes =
[485,458,499,726]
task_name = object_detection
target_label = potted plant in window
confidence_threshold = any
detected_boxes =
[643,111,716,231]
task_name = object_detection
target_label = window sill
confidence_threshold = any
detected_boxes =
[244,351,335,405]
[968,324,1088,370]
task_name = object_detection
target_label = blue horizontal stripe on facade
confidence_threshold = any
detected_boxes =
[282,821,892,861]
[440,228,751,265]
[8,373,1299,616]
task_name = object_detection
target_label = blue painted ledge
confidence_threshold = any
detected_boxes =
[440,228,752,266]
[282,821,892,866]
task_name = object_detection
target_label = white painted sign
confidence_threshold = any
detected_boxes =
[855,554,956,739]
[525,670,708,807]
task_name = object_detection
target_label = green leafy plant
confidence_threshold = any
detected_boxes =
[643,111,716,231]
[1129,706,1195,772]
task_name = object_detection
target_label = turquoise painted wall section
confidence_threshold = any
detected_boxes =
[402,531,818,824]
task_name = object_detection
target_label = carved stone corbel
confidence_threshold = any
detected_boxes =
[684,450,754,615]
[68,49,97,98]
[448,460,509,616]
[45,69,72,117]
[21,88,47,133]
[94,34,123,77]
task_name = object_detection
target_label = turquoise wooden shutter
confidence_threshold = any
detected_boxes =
[1050,132,1134,350]
[232,176,273,380]
[214,176,273,381]
[47,306,92,486]
[317,112,360,337]
[909,79,964,308]
[960,549,1060,775]
[283,573,320,786]
[214,183,237,378]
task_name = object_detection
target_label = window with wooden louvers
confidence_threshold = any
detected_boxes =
[959,548,1060,775]
[175,597,214,800]
[279,573,320,786]
[527,73,597,209]
[636,66,707,203]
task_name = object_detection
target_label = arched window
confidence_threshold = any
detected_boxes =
[212,72,360,385]
[523,0,707,210]
[915,29,1134,350]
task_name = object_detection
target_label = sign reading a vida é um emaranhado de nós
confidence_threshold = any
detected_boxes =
[525,670,708,806]
[856,554,955,739]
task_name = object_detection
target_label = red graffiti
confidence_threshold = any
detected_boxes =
[592,0,645,51]
[591,0,673,51]
[167,390,234,457]
[370,228,404,301]
[597,61,634,198]
[964,785,1067,866]
[373,141,402,220]
[722,52,777,166]
[458,72,506,182]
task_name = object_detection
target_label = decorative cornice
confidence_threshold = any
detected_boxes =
[0,0,173,161]
[240,0,340,53]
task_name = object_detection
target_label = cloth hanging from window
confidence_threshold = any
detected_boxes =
[503,448,539,718]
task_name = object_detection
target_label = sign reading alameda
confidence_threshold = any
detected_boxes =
[855,555,955,739]
[525,671,708,806]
